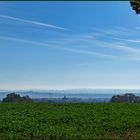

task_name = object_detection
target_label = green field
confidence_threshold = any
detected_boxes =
[0,103,140,139]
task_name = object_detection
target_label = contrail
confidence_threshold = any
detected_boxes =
[0,15,67,30]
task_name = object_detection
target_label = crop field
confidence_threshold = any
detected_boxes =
[0,103,140,139]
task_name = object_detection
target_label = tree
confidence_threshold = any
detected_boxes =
[21,95,32,102]
[110,93,140,103]
[2,93,32,102]
[130,0,140,14]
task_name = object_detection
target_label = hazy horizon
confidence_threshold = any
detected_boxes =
[1,88,140,92]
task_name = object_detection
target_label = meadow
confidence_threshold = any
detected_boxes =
[0,102,140,139]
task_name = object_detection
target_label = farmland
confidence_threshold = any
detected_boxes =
[0,103,140,139]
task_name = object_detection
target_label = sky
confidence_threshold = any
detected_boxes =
[0,2,140,90]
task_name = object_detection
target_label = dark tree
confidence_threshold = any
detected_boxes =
[110,93,140,103]
[21,95,32,102]
[3,93,21,102]
[2,93,32,102]
[130,0,140,14]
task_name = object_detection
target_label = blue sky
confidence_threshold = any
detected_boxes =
[0,2,140,90]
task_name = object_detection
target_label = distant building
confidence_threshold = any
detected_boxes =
[62,96,67,101]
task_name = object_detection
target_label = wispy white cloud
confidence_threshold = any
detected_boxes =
[49,32,140,61]
[91,27,129,37]
[100,41,140,61]
[89,39,140,60]
[1,25,140,61]
[136,27,140,30]
[0,36,115,58]
[90,39,140,54]
[76,61,117,66]
[60,47,117,59]
[53,33,139,53]
[76,62,95,66]
[114,37,140,43]
[0,36,50,46]
[113,44,140,56]
[0,36,116,59]
[0,15,67,30]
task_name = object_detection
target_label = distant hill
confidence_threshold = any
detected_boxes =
[1,89,140,102]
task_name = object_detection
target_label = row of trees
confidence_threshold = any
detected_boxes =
[2,93,32,102]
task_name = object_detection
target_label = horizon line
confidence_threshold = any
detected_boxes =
[1,88,140,91]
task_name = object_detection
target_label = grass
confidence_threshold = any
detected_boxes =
[0,102,140,139]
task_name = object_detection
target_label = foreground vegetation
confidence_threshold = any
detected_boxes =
[1,103,140,139]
